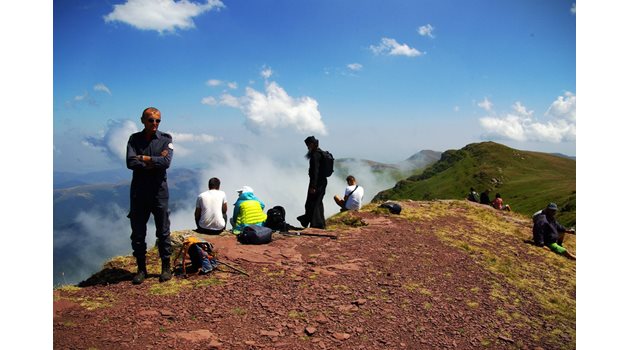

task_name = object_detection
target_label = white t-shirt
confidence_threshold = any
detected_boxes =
[196,189,228,230]
[344,185,364,210]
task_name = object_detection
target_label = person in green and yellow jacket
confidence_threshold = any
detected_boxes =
[230,186,267,234]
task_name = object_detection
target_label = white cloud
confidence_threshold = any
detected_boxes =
[219,93,241,108]
[261,67,273,79]
[453,106,460,112]
[170,132,218,143]
[215,81,326,135]
[201,96,217,105]
[347,63,363,71]
[370,38,423,57]
[83,119,220,161]
[418,24,435,38]
[546,91,576,121]
[477,97,493,112]
[206,79,222,87]
[240,82,326,134]
[93,83,112,95]
[480,115,527,141]
[513,101,534,118]
[571,3,576,15]
[104,0,225,34]
[227,81,238,89]
[83,120,138,161]
[479,93,576,143]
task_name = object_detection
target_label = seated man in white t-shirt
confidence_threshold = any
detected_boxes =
[334,175,364,211]
[194,177,228,234]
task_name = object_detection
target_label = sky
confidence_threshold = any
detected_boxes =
[53,0,577,174]
[6,0,630,348]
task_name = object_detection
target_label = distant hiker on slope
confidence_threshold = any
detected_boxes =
[334,175,364,212]
[480,189,492,205]
[492,193,511,211]
[297,136,331,229]
[466,187,480,203]
[230,186,267,234]
[532,203,576,260]
[195,177,228,235]
[126,107,174,285]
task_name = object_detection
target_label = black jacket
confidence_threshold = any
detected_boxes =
[307,148,327,188]
[126,130,173,199]
[532,212,566,246]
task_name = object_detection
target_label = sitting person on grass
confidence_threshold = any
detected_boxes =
[334,175,364,212]
[492,193,511,211]
[532,202,576,260]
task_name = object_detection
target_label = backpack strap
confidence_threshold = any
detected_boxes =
[346,185,359,199]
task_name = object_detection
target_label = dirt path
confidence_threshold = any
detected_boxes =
[54,202,574,349]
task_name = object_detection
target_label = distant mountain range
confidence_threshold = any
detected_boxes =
[335,149,442,180]
[375,141,576,227]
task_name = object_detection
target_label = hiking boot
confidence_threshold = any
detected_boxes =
[296,215,308,228]
[132,270,147,285]
[132,257,147,285]
[159,259,172,282]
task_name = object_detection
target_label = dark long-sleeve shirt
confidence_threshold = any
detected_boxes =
[308,149,326,188]
[532,212,567,246]
[126,130,173,199]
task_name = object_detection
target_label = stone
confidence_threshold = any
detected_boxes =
[352,298,368,306]
[305,326,317,336]
[260,330,280,337]
[333,332,351,341]
[159,310,175,317]
[314,314,328,324]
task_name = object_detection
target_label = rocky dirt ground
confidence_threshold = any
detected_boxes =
[53,200,576,350]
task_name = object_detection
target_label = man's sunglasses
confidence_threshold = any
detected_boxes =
[147,118,161,124]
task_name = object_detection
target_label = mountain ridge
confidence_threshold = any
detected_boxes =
[375,141,576,226]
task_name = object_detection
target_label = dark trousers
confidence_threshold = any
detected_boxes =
[129,196,172,260]
[195,227,224,235]
[303,179,327,229]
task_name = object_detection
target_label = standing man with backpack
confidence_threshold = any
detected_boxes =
[126,107,174,285]
[297,136,333,229]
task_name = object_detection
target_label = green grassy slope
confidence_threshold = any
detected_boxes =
[374,142,576,226]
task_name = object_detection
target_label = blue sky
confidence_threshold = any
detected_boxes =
[53,0,576,173]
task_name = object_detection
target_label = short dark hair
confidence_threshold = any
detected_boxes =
[141,107,160,120]
[346,175,356,183]
[208,177,221,189]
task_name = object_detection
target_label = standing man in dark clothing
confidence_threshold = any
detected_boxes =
[297,136,327,229]
[532,202,576,260]
[126,107,174,284]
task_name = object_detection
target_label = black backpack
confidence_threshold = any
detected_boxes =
[319,150,334,177]
[237,225,273,245]
[380,202,402,215]
[265,206,287,231]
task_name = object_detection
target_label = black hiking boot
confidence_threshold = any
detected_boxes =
[296,215,308,228]
[159,259,172,282]
[132,257,147,285]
